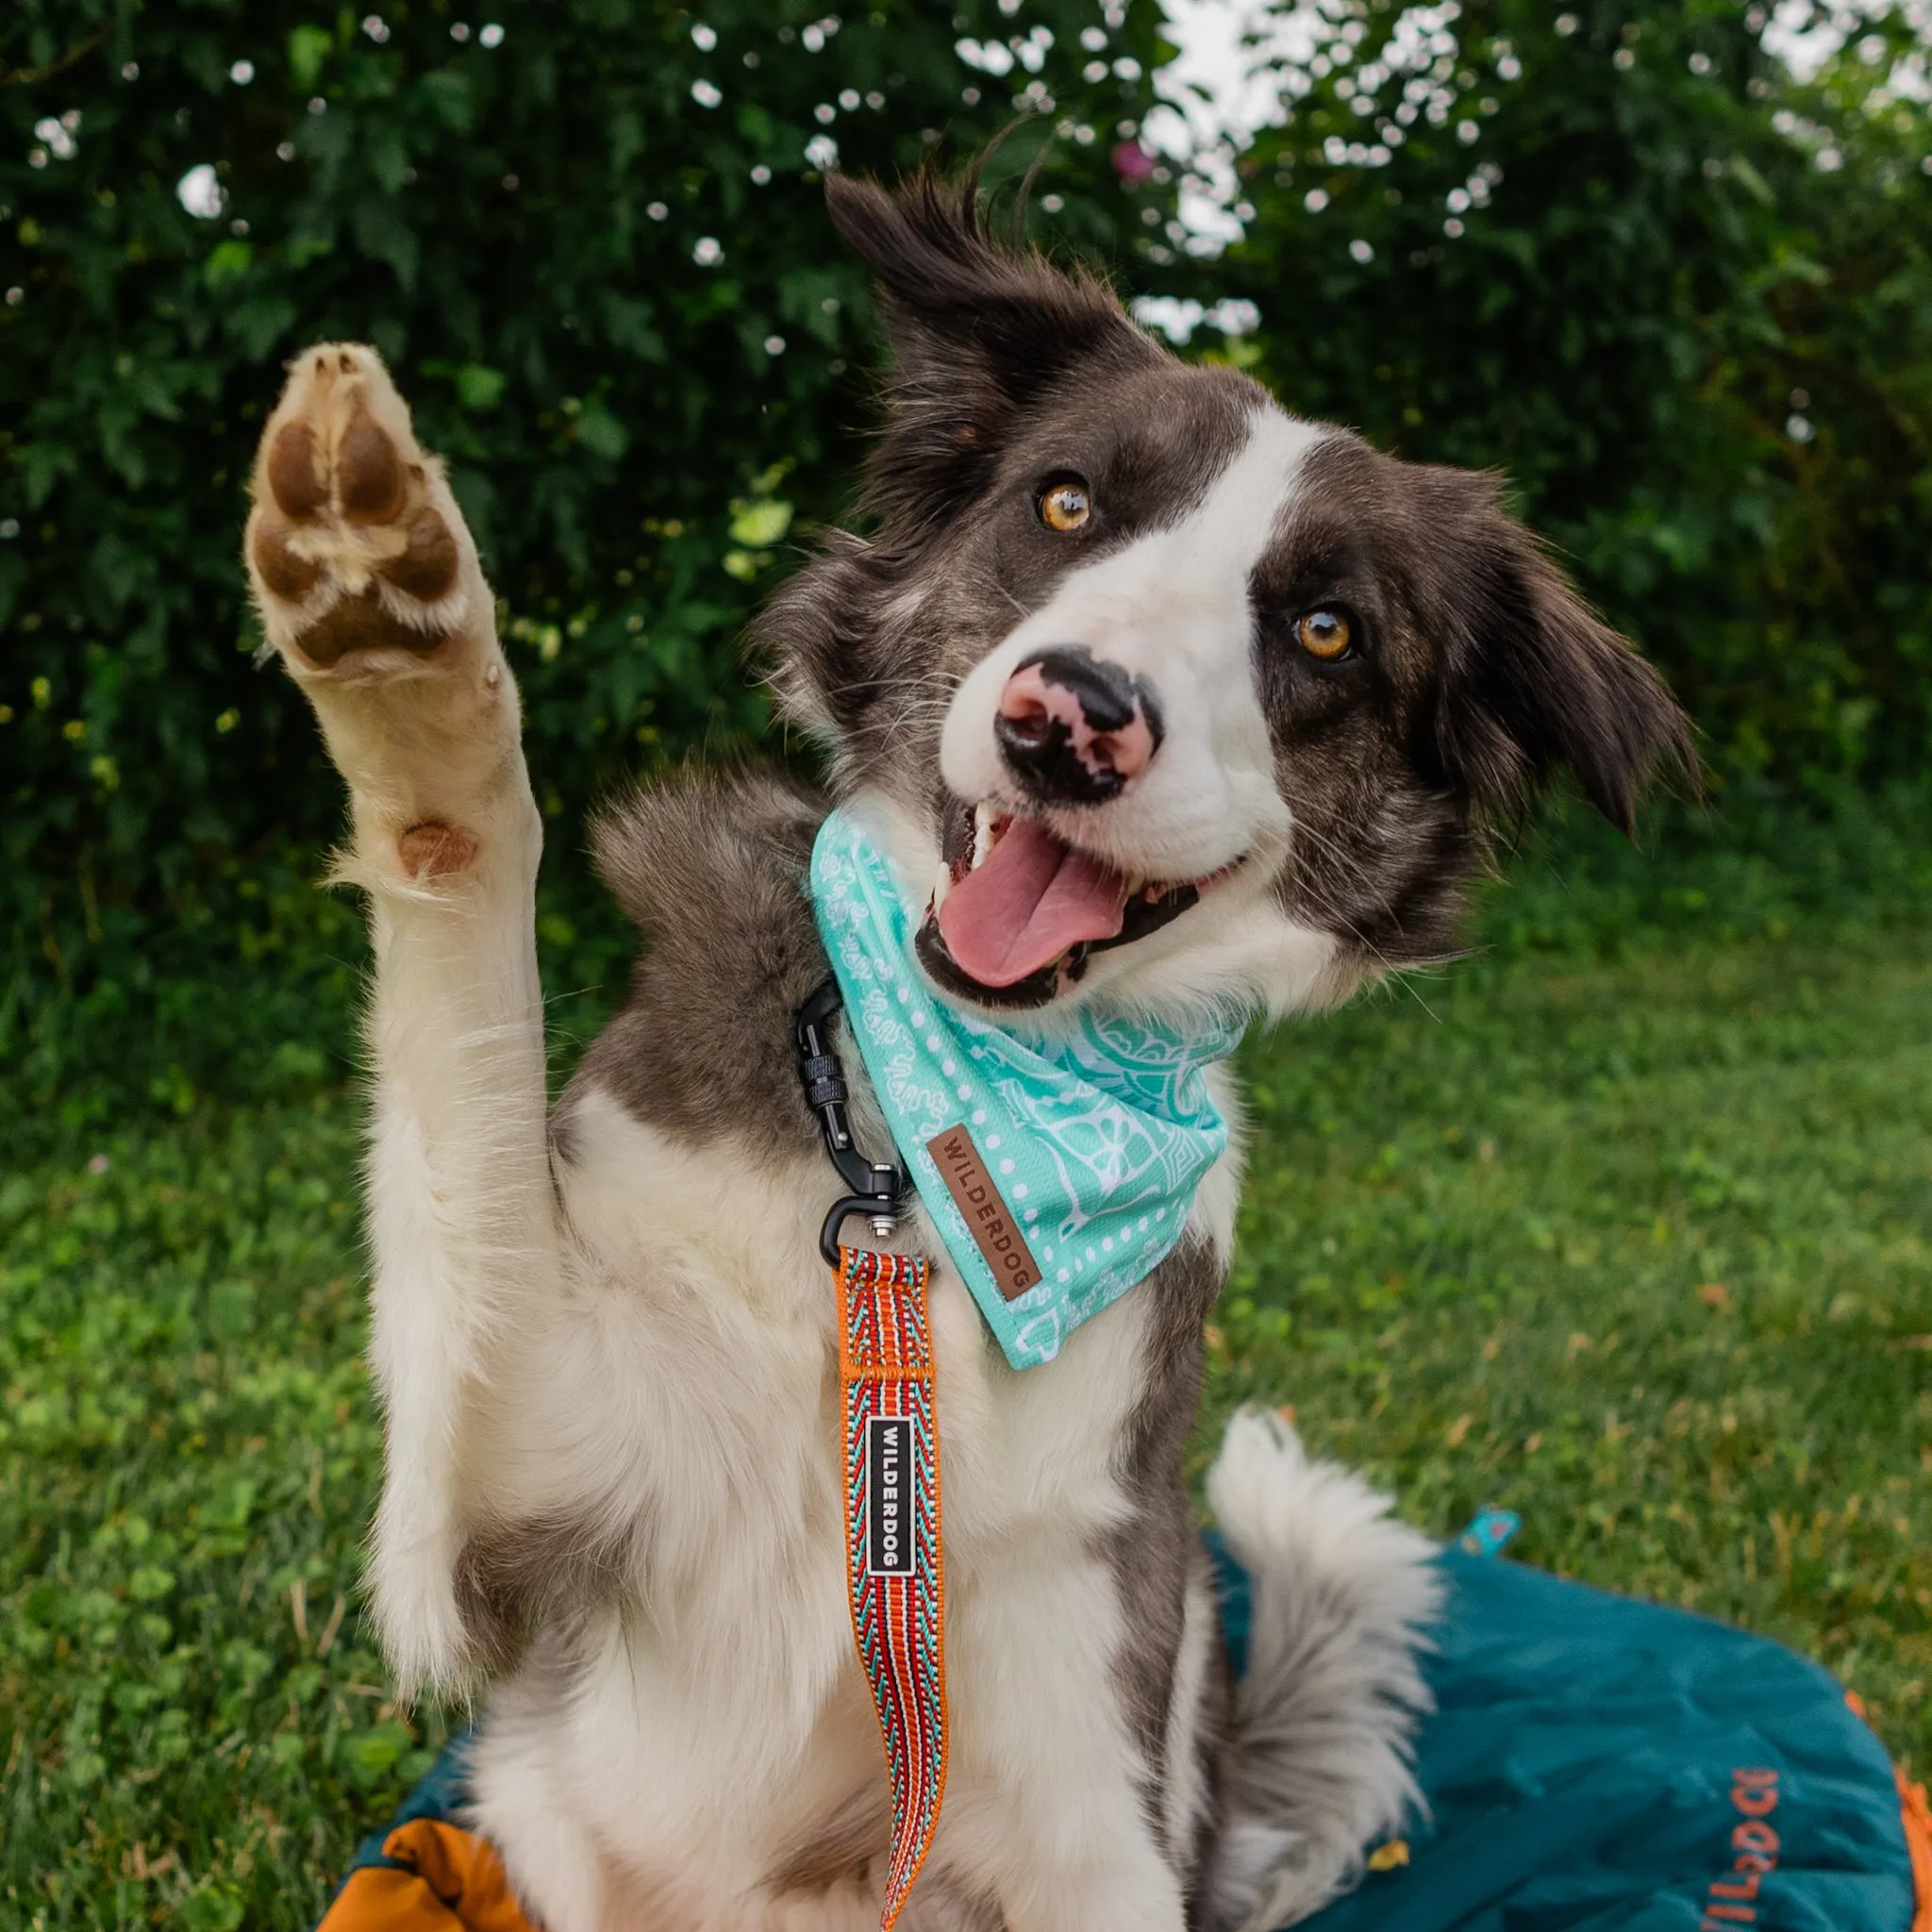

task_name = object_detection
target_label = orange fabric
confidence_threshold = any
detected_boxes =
[316,1820,538,1932]
[1846,1690,1932,1932]
[1898,1764,1932,1932]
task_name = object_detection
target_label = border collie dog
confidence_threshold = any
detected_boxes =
[244,172,1689,1932]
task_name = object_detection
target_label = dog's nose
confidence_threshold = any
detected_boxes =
[993,648,1164,805]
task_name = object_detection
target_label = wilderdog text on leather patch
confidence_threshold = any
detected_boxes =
[866,1416,916,1576]
[925,1124,1043,1300]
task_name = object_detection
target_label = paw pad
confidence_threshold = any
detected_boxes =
[340,411,407,525]
[250,513,322,602]
[299,591,427,667]
[268,421,326,520]
[380,507,459,601]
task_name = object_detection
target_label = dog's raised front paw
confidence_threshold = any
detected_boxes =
[245,342,475,671]
[242,345,529,877]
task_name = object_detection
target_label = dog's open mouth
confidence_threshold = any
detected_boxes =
[916,798,1236,1008]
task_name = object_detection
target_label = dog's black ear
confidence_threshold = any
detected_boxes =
[1428,476,1697,833]
[824,170,1158,526]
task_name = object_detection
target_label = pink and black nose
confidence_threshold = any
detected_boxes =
[993,648,1164,806]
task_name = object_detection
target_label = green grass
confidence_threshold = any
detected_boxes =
[5,794,1931,1927]
[1214,919,1932,1746]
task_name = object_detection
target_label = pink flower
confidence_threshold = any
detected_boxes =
[1111,142,1155,182]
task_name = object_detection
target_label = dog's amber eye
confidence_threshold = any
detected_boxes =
[1295,608,1352,659]
[1039,479,1091,533]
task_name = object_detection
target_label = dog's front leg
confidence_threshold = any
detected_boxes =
[948,1546,1191,1932]
[243,345,553,1693]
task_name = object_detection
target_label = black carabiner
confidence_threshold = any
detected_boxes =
[794,977,908,1267]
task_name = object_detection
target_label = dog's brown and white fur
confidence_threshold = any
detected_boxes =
[242,174,1690,1932]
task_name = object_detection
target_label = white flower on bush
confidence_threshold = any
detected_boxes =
[1130,294,1260,345]
[177,163,225,218]
[33,115,78,160]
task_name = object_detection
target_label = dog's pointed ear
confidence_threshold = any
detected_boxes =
[824,170,1158,524]
[1430,478,1697,833]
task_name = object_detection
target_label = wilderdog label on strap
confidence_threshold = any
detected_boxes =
[924,1125,1042,1300]
[867,1416,917,1577]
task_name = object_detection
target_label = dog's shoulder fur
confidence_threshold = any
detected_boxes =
[567,762,829,1161]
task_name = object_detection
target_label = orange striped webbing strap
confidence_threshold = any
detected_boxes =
[837,1245,949,1929]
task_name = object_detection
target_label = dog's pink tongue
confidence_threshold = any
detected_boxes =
[936,820,1127,988]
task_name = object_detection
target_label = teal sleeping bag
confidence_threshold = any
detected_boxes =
[1217,1521,1928,1932]
[322,1527,1931,1931]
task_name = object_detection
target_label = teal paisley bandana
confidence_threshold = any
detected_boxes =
[809,808,1245,1370]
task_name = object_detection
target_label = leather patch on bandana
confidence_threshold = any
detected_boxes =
[924,1125,1042,1300]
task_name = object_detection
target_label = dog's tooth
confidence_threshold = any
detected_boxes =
[972,802,999,870]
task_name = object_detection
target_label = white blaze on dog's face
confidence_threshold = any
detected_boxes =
[762,175,1691,1022]
[930,408,1323,1010]
[940,413,1324,884]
